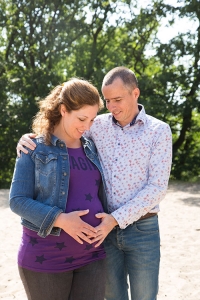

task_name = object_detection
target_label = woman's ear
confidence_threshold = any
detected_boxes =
[60,104,66,116]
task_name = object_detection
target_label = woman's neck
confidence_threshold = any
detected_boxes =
[53,127,82,149]
[65,139,82,148]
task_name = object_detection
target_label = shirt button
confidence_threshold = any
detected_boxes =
[63,172,67,176]
[60,144,64,147]
[62,191,65,195]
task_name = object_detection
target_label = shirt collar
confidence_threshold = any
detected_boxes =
[112,104,146,127]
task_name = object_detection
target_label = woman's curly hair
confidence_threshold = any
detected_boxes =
[32,78,104,144]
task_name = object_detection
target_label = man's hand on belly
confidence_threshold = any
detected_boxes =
[92,213,118,247]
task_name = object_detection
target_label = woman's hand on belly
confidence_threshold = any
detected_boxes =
[53,210,98,244]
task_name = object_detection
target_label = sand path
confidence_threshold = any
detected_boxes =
[0,182,200,299]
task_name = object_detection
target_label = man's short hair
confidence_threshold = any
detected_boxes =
[102,66,138,93]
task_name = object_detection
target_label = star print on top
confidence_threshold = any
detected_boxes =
[17,146,106,273]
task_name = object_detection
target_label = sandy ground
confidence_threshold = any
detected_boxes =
[0,182,200,299]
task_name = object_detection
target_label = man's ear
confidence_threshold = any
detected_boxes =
[133,87,140,100]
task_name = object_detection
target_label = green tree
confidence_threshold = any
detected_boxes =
[0,0,200,187]
[153,0,200,180]
[0,0,89,187]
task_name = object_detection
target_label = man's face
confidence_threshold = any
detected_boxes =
[102,78,140,127]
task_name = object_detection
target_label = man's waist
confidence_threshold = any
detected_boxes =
[138,212,157,221]
[114,212,158,230]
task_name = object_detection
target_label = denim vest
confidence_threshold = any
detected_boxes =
[10,135,108,238]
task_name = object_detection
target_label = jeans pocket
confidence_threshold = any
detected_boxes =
[135,216,159,234]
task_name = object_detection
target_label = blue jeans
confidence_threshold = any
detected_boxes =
[104,215,160,300]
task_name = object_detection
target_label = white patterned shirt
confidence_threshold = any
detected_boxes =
[85,105,172,229]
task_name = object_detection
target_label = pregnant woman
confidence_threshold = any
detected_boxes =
[9,78,108,300]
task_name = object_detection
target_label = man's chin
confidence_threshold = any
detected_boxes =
[113,113,121,120]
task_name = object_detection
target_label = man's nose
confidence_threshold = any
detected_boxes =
[106,102,115,112]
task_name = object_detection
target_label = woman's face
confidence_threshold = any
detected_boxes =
[60,104,99,142]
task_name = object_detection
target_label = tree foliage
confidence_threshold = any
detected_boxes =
[0,0,200,187]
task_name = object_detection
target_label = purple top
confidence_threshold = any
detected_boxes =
[18,147,106,273]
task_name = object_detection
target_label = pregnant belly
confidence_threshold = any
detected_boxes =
[65,196,104,227]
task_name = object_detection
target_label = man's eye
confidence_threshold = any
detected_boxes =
[79,119,85,121]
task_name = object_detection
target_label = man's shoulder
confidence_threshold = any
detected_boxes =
[145,114,170,130]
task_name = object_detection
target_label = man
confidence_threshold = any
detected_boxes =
[17,67,172,300]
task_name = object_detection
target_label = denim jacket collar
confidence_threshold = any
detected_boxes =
[46,134,92,152]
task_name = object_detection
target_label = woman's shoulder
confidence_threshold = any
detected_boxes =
[26,136,50,155]
[81,136,97,152]
[31,135,45,147]
[81,135,94,145]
